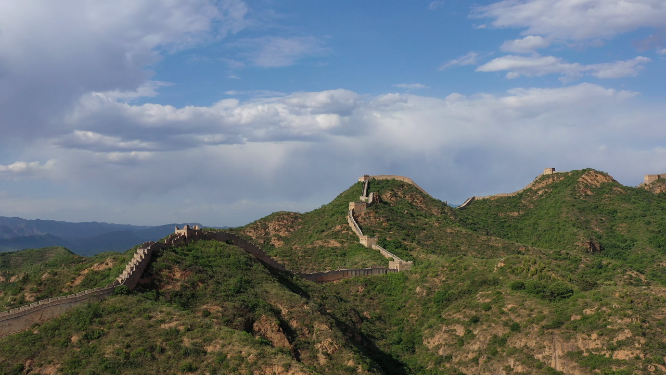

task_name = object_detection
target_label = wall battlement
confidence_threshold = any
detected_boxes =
[644,173,666,184]
[173,225,202,238]
[349,201,368,215]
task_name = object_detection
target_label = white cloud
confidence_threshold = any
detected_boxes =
[429,1,446,10]
[477,55,651,81]
[53,131,160,152]
[225,90,286,97]
[0,160,55,179]
[501,35,551,53]
[473,0,666,41]
[3,83,666,226]
[439,52,479,70]
[589,56,652,78]
[658,48,666,55]
[219,58,246,69]
[0,0,249,141]
[393,83,429,89]
[94,81,174,101]
[228,36,328,67]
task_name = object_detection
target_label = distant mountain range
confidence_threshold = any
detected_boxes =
[0,216,221,256]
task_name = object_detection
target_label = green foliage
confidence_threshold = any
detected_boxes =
[567,351,627,371]
[3,170,666,374]
[114,285,130,295]
[514,280,574,301]
[509,280,525,290]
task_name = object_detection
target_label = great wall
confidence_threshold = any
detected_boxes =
[458,168,560,209]
[348,175,414,271]
[0,175,421,338]
[0,240,164,338]
[4,169,661,339]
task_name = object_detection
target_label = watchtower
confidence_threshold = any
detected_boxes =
[174,225,201,238]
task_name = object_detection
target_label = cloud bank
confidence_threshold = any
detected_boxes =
[2,82,656,226]
[473,0,666,41]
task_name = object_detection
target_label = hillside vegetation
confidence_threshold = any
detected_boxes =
[0,247,132,313]
[0,240,393,374]
[2,170,666,374]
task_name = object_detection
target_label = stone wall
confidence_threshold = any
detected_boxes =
[0,286,114,338]
[458,169,563,208]
[360,235,378,248]
[349,202,367,215]
[297,267,397,282]
[362,178,369,197]
[350,176,414,271]
[0,218,407,338]
[174,224,201,238]
[204,232,286,271]
[372,244,413,270]
[114,241,164,290]
[644,173,666,184]
[361,175,431,198]
[347,209,364,238]
[0,241,159,338]
[458,196,475,209]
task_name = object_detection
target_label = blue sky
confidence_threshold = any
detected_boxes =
[0,0,665,226]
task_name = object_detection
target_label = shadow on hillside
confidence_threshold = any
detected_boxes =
[267,266,406,373]
[326,310,408,375]
[267,267,311,299]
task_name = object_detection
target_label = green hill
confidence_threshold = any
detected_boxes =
[2,171,666,374]
[0,240,393,374]
[0,247,132,313]
[457,169,666,285]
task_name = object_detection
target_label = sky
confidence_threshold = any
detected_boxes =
[0,0,666,227]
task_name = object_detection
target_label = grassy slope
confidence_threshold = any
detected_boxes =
[0,247,133,313]
[232,179,528,273]
[230,174,666,374]
[355,179,527,261]
[0,240,396,375]
[3,171,666,374]
[231,182,389,273]
[457,168,666,284]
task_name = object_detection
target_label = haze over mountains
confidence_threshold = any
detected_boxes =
[0,217,208,256]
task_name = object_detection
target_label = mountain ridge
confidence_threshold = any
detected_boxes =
[0,169,666,374]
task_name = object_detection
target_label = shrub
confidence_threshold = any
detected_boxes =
[509,322,520,332]
[509,280,525,290]
[179,362,197,372]
[113,286,130,295]
[433,289,453,306]
[544,281,574,301]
